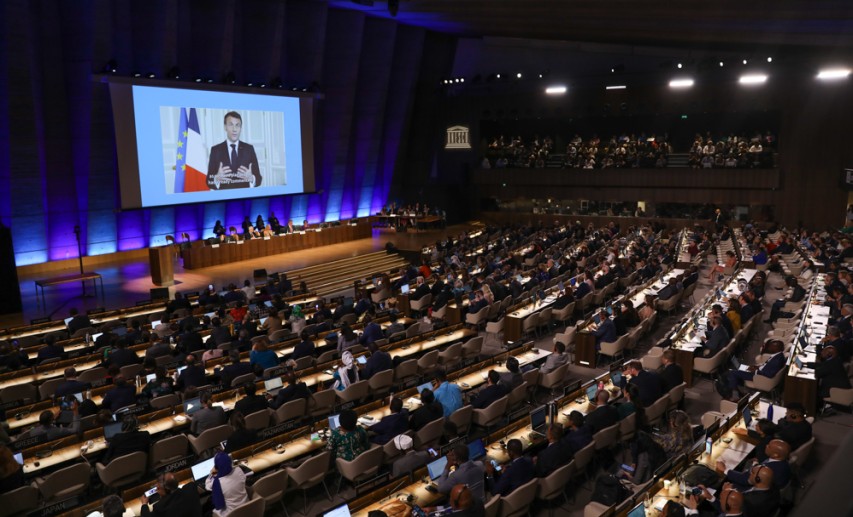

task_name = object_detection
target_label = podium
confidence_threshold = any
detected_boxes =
[149,246,174,286]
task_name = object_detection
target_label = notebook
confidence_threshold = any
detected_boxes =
[264,377,283,395]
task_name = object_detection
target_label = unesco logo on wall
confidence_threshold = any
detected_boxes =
[445,125,471,150]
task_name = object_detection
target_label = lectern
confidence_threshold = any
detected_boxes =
[149,246,174,286]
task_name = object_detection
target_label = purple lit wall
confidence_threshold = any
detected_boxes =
[0,0,451,266]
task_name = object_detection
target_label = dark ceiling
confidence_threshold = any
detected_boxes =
[328,0,853,52]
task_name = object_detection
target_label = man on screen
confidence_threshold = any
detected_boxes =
[207,111,261,190]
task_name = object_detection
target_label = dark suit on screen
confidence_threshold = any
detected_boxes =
[207,140,261,190]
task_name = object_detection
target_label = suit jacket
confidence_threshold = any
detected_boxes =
[437,460,486,502]
[630,370,663,407]
[535,440,573,477]
[472,384,508,409]
[102,384,137,412]
[776,419,812,451]
[102,430,152,464]
[235,395,269,416]
[585,405,619,433]
[207,140,261,189]
[742,487,780,517]
[391,450,430,479]
[177,365,206,391]
[291,340,316,360]
[55,380,89,399]
[813,356,851,397]
[704,325,730,355]
[269,382,311,409]
[409,402,444,431]
[756,353,786,379]
[490,456,535,496]
[540,353,569,374]
[412,284,431,301]
[368,410,409,444]
[593,318,617,344]
[220,362,253,387]
[562,425,593,454]
[140,484,203,517]
[68,315,92,336]
[660,363,684,392]
[363,350,393,379]
[190,406,226,435]
[106,347,139,368]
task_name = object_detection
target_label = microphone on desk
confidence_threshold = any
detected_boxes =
[250,442,270,458]
[383,477,411,503]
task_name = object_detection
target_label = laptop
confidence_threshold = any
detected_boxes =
[191,457,217,486]
[113,326,128,337]
[356,355,367,365]
[64,317,74,326]
[609,370,623,387]
[427,456,448,481]
[417,381,433,394]
[530,406,547,437]
[593,314,601,325]
[259,317,268,327]
[627,502,646,517]
[176,365,187,376]
[151,320,161,328]
[323,505,352,517]
[103,421,123,441]
[264,300,274,308]
[794,356,812,373]
[90,332,103,343]
[742,406,753,429]
[328,414,341,432]
[731,357,750,372]
[400,284,410,295]
[570,278,577,287]
[558,281,565,292]
[264,377,283,395]
[13,452,23,465]
[183,397,202,415]
[586,384,599,403]
[468,438,487,461]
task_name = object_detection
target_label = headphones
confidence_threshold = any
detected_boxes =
[753,464,767,484]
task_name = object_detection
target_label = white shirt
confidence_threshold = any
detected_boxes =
[205,467,248,517]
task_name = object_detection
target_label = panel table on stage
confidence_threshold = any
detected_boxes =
[181,224,371,269]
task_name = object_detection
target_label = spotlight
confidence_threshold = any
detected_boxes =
[460,78,464,83]
[194,77,203,83]
[739,74,767,85]
[167,67,181,80]
[146,72,156,79]
[516,72,522,79]
[545,85,567,95]
[742,59,748,65]
[538,74,543,78]
[767,57,772,63]
[677,63,683,69]
[611,68,615,73]
[719,61,724,67]
[669,78,694,88]
[247,82,254,87]
[206,78,214,83]
[816,68,851,80]
[259,83,266,88]
[496,74,501,79]
[133,72,142,78]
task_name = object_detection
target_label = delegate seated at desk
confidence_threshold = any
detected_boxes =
[590,309,617,348]
[436,443,486,502]
[484,439,534,496]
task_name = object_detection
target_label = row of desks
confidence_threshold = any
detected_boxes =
[60,344,550,517]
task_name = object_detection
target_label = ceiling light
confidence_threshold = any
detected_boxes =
[677,63,683,69]
[817,68,851,80]
[739,74,767,85]
[742,59,748,65]
[460,78,464,83]
[516,73,522,79]
[719,61,724,67]
[545,85,567,95]
[605,85,627,90]
[669,78,694,88]
[767,57,772,63]
[496,74,501,79]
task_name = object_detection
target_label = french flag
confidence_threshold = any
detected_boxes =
[183,108,208,192]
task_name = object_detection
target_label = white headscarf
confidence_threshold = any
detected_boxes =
[334,351,358,390]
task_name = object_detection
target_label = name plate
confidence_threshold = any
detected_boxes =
[258,421,297,440]
[355,472,390,496]
[212,244,220,248]
[237,240,245,245]
[0,399,25,412]
[37,496,80,517]
[158,455,194,473]
[9,433,48,451]
[263,236,270,240]
[266,366,288,379]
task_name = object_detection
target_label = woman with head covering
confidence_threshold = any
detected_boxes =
[289,305,306,334]
[205,451,248,517]
[332,351,359,391]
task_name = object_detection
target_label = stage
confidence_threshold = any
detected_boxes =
[1,223,478,330]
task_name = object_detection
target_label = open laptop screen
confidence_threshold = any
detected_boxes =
[427,456,448,480]
[191,457,217,482]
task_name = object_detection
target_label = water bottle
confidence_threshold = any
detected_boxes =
[766,405,774,423]
[85,333,91,345]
